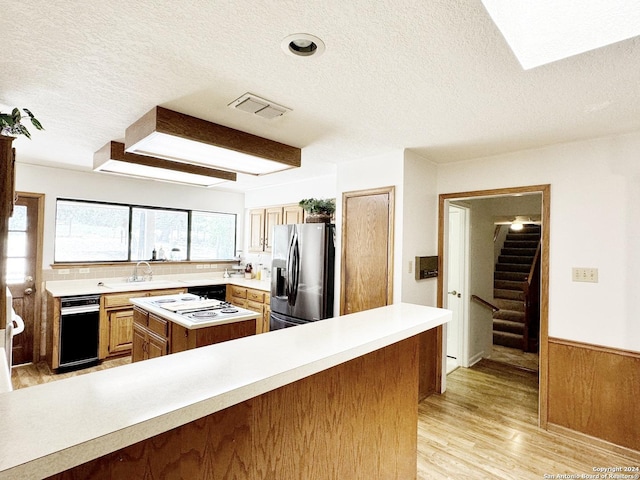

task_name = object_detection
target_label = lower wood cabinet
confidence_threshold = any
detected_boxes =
[132,305,257,363]
[100,288,185,360]
[132,309,169,362]
[227,286,270,334]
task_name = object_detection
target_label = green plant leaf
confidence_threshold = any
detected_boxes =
[30,117,44,130]
[11,108,21,123]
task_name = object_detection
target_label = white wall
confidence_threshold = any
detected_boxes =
[437,131,640,351]
[401,150,439,306]
[15,164,245,268]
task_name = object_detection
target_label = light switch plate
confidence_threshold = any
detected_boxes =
[572,267,598,283]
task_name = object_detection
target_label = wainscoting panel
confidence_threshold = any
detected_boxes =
[548,338,640,452]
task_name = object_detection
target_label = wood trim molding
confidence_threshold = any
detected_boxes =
[547,422,640,462]
[548,337,640,452]
[437,184,551,427]
[125,106,301,168]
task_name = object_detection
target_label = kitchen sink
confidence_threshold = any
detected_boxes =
[101,280,180,290]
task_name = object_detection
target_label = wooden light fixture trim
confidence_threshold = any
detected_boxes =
[94,141,237,182]
[125,106,301,172]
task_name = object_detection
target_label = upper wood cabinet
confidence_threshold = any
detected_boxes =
[248,204,303,253]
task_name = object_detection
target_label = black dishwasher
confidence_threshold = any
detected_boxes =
[187,284,227,301]
[59,295,100,370]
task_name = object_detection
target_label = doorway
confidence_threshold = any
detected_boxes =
[438,185,550,427]
[7,192,44,366]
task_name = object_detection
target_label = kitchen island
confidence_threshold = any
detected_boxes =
[0,303,450,480]
[130,293,259,362]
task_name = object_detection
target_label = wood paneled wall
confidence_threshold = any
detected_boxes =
[548,338,640,452]
[47,336,420,480]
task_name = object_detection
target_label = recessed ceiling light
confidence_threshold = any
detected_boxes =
[281,33,325,58]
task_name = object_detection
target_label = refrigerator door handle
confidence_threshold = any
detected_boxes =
[285,230,297,303]
[289,234,300,306]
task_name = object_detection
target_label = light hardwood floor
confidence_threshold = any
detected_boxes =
[418,360,639,479]
[12,356,639,478]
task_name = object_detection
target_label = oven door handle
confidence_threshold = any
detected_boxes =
[60,305,100,315]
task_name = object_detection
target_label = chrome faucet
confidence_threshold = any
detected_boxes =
[131,261,153,282]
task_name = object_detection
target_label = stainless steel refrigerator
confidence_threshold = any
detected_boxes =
[270,223,335,329]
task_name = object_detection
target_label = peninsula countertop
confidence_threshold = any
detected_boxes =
[0,302,450,479]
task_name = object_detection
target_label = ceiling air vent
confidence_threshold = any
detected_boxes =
[228,93,291,119]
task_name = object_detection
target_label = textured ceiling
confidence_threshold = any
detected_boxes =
[2,0,639,191]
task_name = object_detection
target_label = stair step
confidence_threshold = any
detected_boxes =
[494,271,528,282]
[506,231,540,239]
[493,319,525,335]
[498,255,534,265]
[493,331,524,349]
[494,279,525,290]
[494,298,525,312]
[504,240,539,249]
[501,248,537,257]
[493,309,525,322]
[495,263,530,273]
[494,289,525,301]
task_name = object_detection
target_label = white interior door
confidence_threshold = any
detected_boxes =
[446,204,468,371]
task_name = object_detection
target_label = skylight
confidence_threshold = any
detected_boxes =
[481,0,640,69]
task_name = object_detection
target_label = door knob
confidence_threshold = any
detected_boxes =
[448,290,457,295]
[24,287,34,295]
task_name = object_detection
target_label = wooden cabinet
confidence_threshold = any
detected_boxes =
[132,308,169,362]
[227,286,270,334]
[248,204,304,253]
[99,287,185,360]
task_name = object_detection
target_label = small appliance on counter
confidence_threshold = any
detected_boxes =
[270,223,335,330]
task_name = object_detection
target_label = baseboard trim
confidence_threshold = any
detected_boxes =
[467,351,484,367]
[547,423,640,463]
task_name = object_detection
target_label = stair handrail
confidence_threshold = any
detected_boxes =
[521,239,542,352]
[471,294,500,312]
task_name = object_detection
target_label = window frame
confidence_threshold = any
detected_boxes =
[53,198,237,264]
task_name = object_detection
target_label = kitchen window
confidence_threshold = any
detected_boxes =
[54,199,236,263]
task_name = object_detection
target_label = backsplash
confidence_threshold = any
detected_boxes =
[43,262,238,282]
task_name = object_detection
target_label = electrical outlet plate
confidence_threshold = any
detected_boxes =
[572,267,598,283]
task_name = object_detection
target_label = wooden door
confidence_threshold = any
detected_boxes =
[248,209,265,252]
[283,204,304,224]
[131,322,146,362]
[263,207,282,252]
[8,194,42,365]
[341,187,395,315]
[147,332,168,359]
[108,309,133,356]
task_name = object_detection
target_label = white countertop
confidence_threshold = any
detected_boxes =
[45,274,272,297]
[0,302,450,479]
[131,293,260,329]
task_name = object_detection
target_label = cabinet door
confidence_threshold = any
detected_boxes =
[264,207,283,252]
[147,332,168,359]
[248,209,266,252]
[108,309,133,356]
[132,323,147,363]
[283,204,304,225]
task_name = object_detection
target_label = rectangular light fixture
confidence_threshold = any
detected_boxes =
[94,141,236,187]
[125,106,301,175]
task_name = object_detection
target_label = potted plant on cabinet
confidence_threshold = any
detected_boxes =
[0,107,44,139]
[299,198,336,223]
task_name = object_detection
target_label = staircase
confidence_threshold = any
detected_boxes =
[493,225,541,350]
